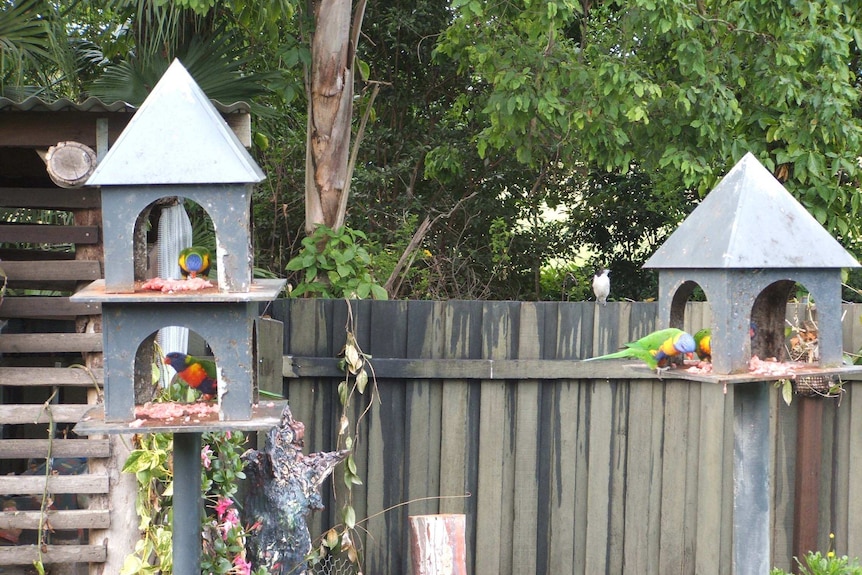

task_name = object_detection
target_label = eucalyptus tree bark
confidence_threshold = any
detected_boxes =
[305,0,366,233]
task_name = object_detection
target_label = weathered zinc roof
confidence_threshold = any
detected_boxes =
[645,152,859,269]
[0,95,249,115]
[87,59,264,186]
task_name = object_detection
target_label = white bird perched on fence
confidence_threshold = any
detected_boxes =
[592,268,610,306]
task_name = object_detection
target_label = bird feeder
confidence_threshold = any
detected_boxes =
[645,152,859,375]
[644,151,862,575]
[71,60,286,573]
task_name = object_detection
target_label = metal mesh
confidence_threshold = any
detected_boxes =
[308,553,360,575]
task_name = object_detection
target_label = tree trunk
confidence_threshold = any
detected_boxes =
[305,0,355,233]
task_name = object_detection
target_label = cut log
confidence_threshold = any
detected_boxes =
[45,141,98,188]
[408,514,468,575]
[242,405,348,574]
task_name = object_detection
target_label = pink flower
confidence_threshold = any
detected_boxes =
[201,445,213,470]
[214,497,233,520]
[233,554,252,575]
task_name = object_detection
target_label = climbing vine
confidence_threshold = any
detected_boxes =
[306,300,379,572]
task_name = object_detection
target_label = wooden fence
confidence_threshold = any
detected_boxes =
[271,298,862,575]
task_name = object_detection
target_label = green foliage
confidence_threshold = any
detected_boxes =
[285,225,388,300]
[435,0,862,261]
[772,535,862,575]
[120,381,268,575]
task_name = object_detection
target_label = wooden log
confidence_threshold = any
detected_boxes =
[44,141,98,188]
[0,474,108,495]
[0,224,99,244]
[0,367,103,387]
[0,187,101,209]
[0,544,106,564]
[242,405,348,574]
[0,260,101,282]
[0,439,110,459]
[408,514,467,575]
[0,296,100,319]
[0,404,93,424]
[0,333,102,353]
[0,509,111,530]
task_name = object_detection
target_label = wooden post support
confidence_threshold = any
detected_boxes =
[793,396,824,562]
[408,514,467,575]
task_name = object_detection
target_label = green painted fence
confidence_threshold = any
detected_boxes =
[270,299,862,575]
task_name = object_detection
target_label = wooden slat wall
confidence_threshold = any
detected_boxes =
[0,183,108,571]
[275,299,862,575]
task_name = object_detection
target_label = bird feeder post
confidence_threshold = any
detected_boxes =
[733,383,772,575]
[174,432,203,574]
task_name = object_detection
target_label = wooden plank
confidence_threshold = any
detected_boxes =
[0,333,102,353]
[0,439,110,459]
[694,382,727,575]
[405,300,444,518]
[474,302,516,575]
[607,381,628,575]
[0,544,107,565]
[682,382,700,574]
[0,367,103,387]
[547,379,579,575]
[0,296,100,318]
[658,381,689,574]
[511,303,540,574]
[848,384,862,552]
[0,224,99,244]
[584,380,613,574]
[623,380,659,574]
[0,404,92,424]
[1,260,101,282]
[0,111,130,147]
[0,187,101,209]
[366,300,408,574]
[0,508,111,530]
[438,300,479,573]
[0,474,108,495]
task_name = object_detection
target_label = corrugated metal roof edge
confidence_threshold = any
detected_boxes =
[0,95,250,114]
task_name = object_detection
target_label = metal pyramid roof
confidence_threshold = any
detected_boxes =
[645,152,859,269]
[87,59,264,186]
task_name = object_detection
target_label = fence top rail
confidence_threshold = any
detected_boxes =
[283,356,862,384]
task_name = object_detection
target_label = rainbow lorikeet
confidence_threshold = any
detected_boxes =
[584,327,696,371]
[694,328,711,362]
[164,352,217,399]
[178,246,211,279]
[693,323,756,363]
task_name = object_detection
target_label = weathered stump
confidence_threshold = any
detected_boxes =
[409,514,467,575]
[242,405,348,574]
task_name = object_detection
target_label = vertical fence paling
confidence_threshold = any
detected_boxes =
[275,300,862,575]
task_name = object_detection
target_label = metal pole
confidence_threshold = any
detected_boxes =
[733,382,772,575]
[174,432,202,573]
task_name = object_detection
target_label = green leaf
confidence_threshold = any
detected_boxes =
[343,505,357,529]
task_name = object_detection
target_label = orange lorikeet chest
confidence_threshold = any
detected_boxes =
[178,363,210,388]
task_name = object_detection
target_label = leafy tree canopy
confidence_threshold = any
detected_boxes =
[434,0,862,252]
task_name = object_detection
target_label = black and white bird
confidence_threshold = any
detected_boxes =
[592,268,610,306]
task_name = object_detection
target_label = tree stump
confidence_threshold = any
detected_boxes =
[409,514,468,575]
[44,141,98,188]
[242,405,348,574]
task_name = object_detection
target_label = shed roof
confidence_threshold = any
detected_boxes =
[644,152,859,269]
[87,59,264,186]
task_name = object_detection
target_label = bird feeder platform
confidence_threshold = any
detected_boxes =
[72,278,285,303]
[74,400,288,436]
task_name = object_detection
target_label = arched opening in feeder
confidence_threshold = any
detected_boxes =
[666,279,713,330]
[752,279,821,365]
[131,197,217,284]
[131,327,222,409]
